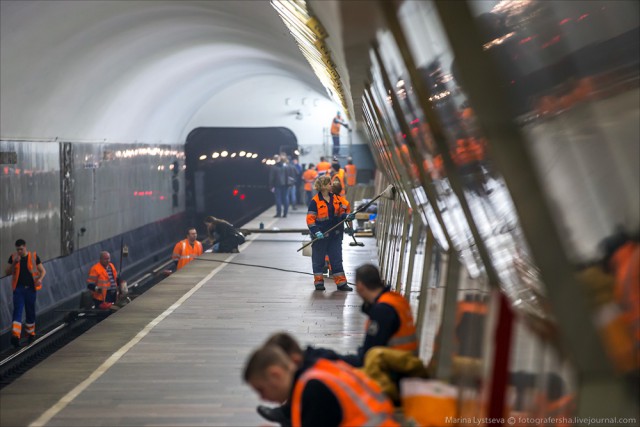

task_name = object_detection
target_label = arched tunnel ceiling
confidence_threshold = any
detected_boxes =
[0,0,337,144]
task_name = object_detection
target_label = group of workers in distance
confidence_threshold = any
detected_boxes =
[244,263,419,426]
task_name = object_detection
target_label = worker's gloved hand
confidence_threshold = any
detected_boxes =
[314,231,324,240]
[345,213,356,221]
[344,227,354,236]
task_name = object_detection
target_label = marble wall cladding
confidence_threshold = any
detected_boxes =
[0,141,61,265]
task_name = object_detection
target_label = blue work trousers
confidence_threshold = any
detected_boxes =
[312,235,343,276]
[13,286,37,329]
[274,186,289,216]
[332,135,340,156]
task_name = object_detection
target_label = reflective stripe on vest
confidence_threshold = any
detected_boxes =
[371,291,418,353]
[11,251,41,291]
[292,359,398,427]
[87,262,118,302]
[307,193,343,229]
[172,239,203,270]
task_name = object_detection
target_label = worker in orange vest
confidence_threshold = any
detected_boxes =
[330,111,350,156]
[307,175,353,292]
[345,157,357,187]
[316,156,331,176]
[171,227,203,271]
[330,160,346,197]
[6,238,46,347]
[244,344,399,427]
[339,264,418,368]
[601,231,640,373]
[86,251,120,310]
[302,163,318,205]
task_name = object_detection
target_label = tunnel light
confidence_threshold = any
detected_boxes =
[221,151,229,157]
[169,163,175,170]
[294,149,300,156]
[252,154,258,159]
[231,153,237,158]
[245,152,252,158]
[182,165,186,170]
[212,152,220,158]
[239,151,246,157]
[199,155,207,161]
[262,159,267,163]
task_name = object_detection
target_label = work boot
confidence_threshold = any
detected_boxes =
[315,283,326,291]
[28,334,36,344]
[257,405,290,426]
[273,214,281,218]
[337,283,353,291]
[11,335,21,348]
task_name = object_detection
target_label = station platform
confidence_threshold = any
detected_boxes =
[0,207,378,427]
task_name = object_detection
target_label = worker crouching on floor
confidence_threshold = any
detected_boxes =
[203,216,244,253]
[306,175,355,291]
[87,251,125,310]
[244,343,399,427]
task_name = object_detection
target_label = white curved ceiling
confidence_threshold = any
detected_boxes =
[0,0,338,144]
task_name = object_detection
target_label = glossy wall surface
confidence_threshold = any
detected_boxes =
[0,141,185,271]
[0,141,61,264]
[72,143,185,252]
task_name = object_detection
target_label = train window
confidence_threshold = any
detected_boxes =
[468,0,639,262]
[372,27,490,279]
[389,0,555,321]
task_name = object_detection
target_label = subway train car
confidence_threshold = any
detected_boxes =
[1,0,638,426]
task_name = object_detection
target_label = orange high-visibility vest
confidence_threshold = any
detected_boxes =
[330,116,343,135]
[172,239,203,270]
[316,161,331,175]
[331,170,346,196]
[334,194,351,217]
[367,291,418,353]
[87,262,118,302]
[345,164,357,186]
[302,169,318,192]
[11,252,42,291]
[291,358,399,427]
[306,193,349,230]
[611,242,640,368]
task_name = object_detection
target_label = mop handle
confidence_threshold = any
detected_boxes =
[297,185,393,252]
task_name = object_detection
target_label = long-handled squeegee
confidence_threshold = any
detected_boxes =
[297,184,395,253]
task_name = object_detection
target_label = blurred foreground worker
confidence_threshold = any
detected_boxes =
[302,163,318,205]
[87,251,120,310]
[170,227,203,271]
[343,264,418,367]
[204,216,243,253]
[5,239,46,347]
[244,344,399,427]
[599,231,640,382]
[306,175,354,291]
[329,111,350,156]
[255,332,345,426]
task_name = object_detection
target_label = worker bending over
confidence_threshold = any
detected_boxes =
[244,344,399,427]
[342,264,418,367]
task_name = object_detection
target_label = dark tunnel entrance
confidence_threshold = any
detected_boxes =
[185,127,298,227]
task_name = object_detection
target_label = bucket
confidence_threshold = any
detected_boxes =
[302,240,312,257]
